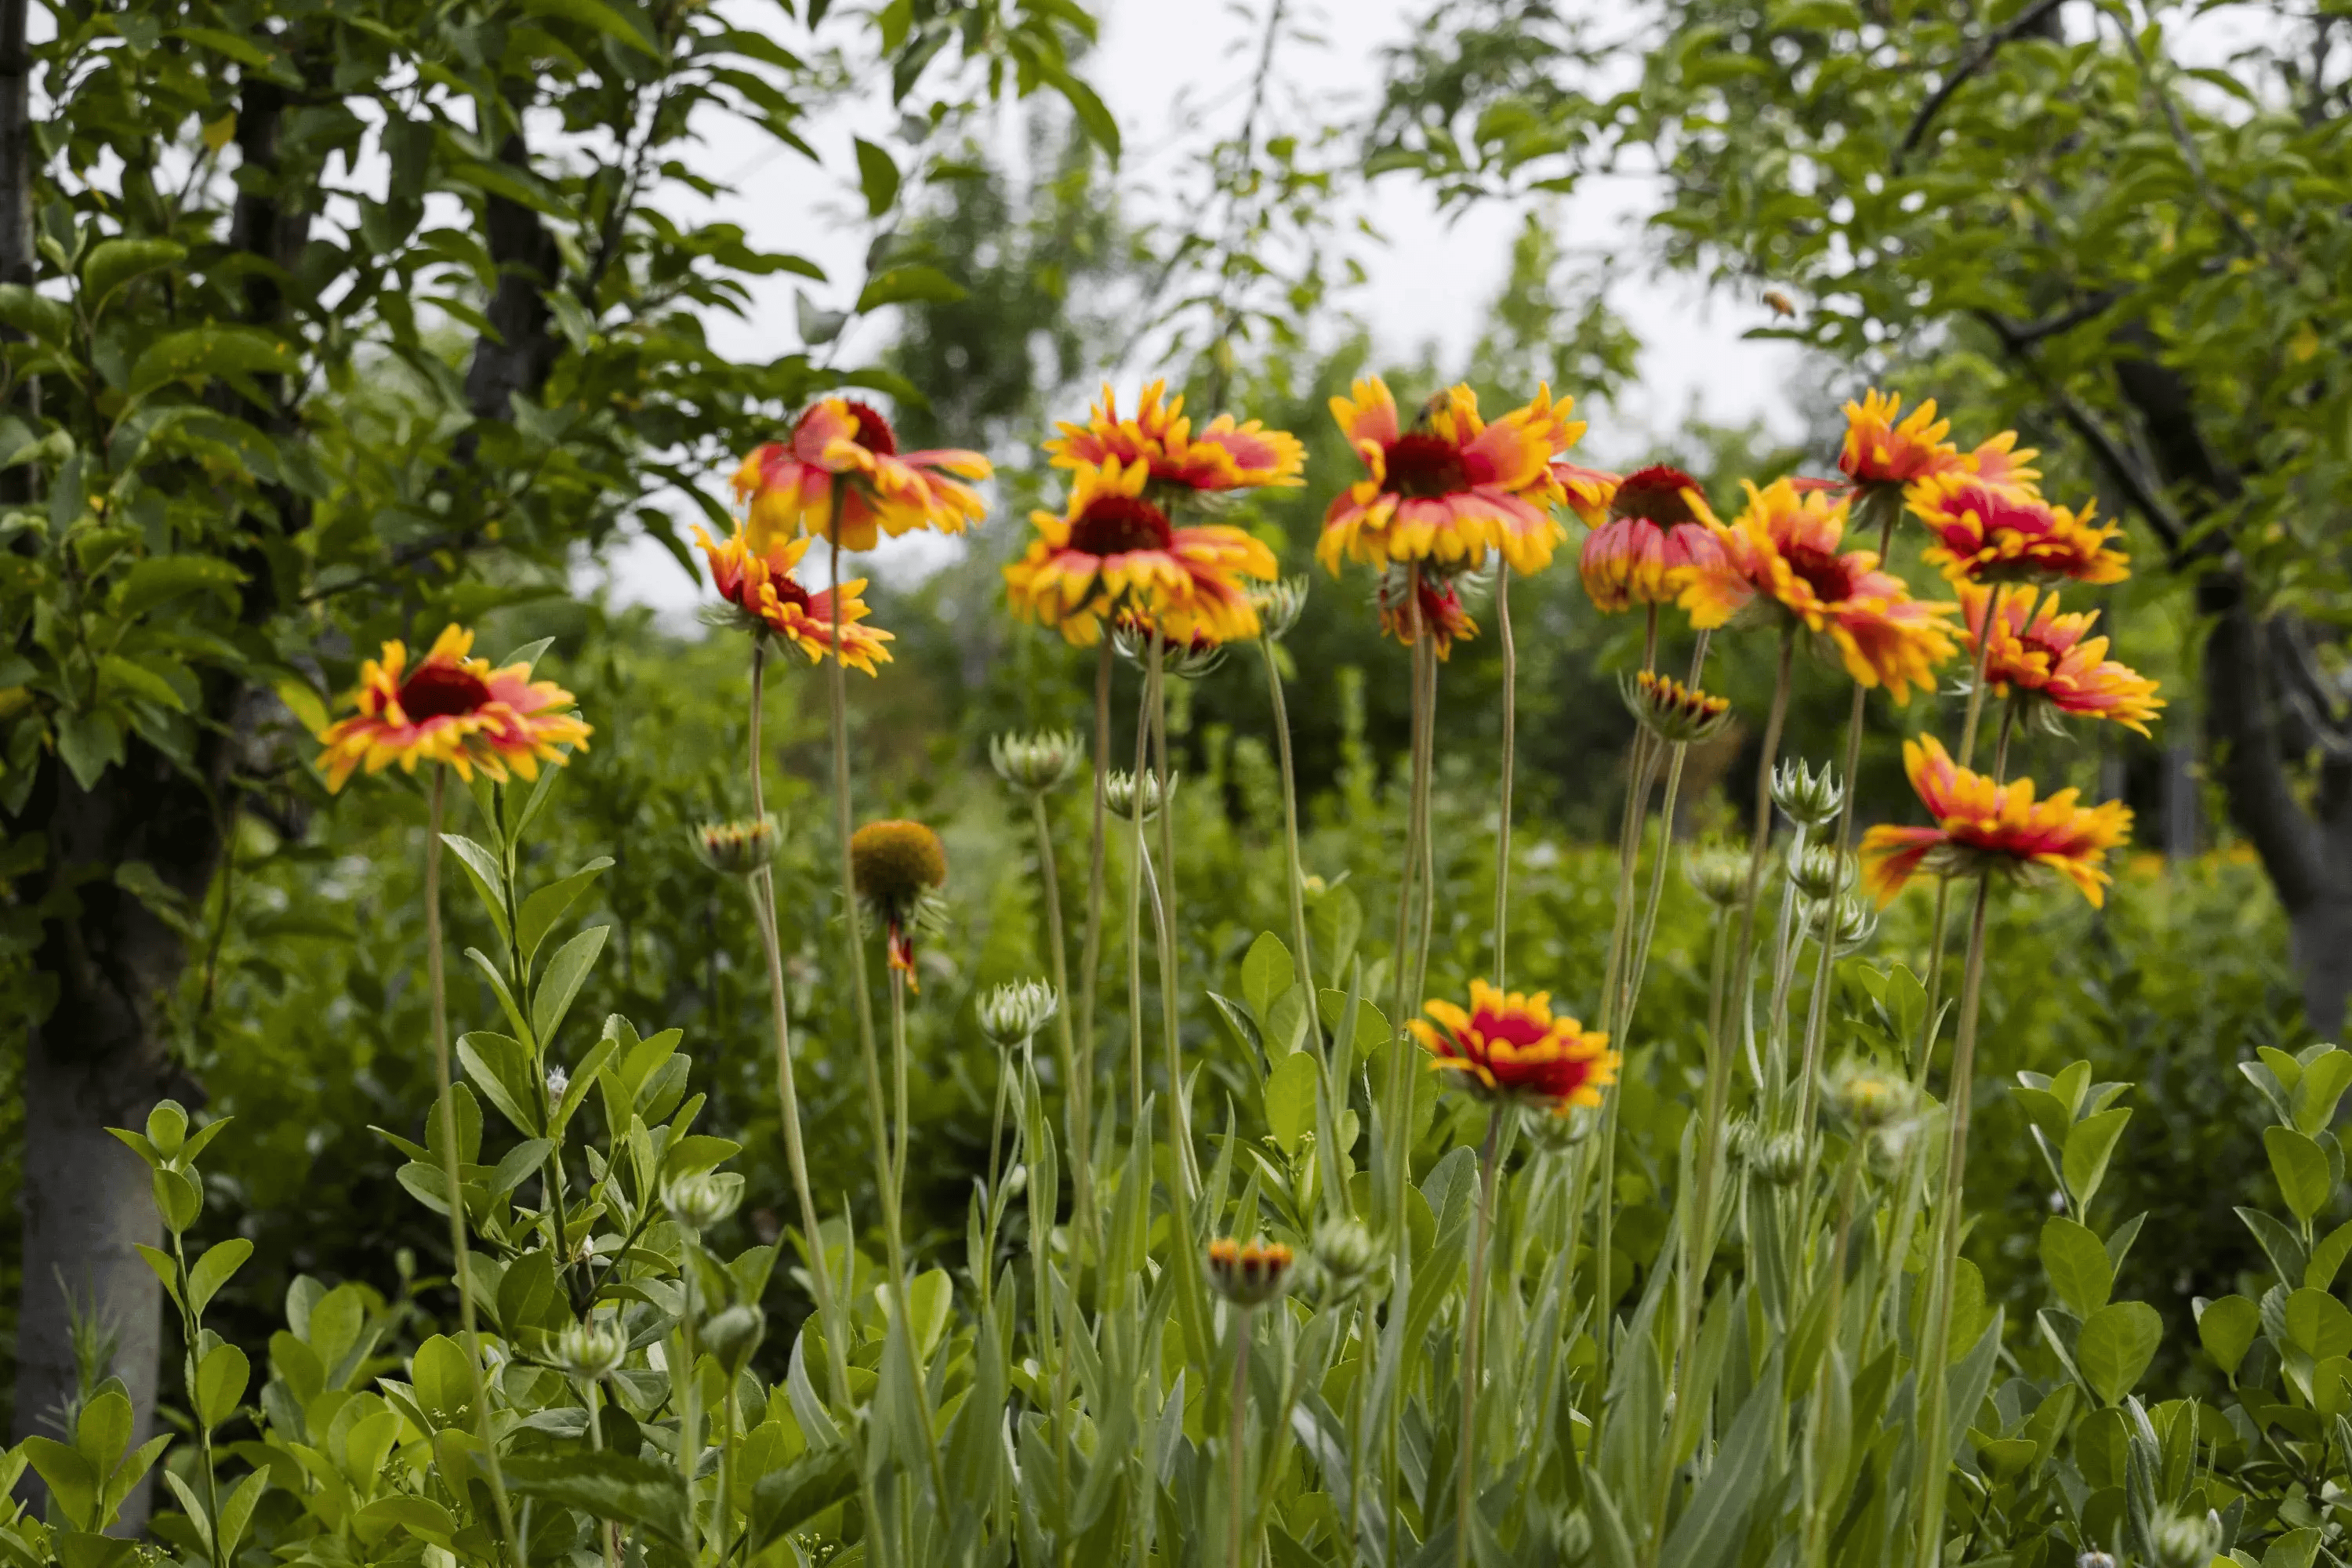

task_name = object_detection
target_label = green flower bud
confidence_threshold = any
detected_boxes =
[661,1171,740,1232]
[1771,758,1845,829]
[1686,844,1751,909]
[691,814,780,877]
[978,978,1058,1046]
[544,1318,630,1381]
[1105,769,1175,822]
[700,1304,767,1377]
[989,730,1084,796]
[1248,576,1311,643]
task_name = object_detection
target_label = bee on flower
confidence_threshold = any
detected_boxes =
[849,818,949,990]
[316,626,590,791]
[694,524,894,673]
[1907,474,2130,586]
[1960,584,2164,735]
[1860,736,2133,906]
[1044,380,1306,495]
[1319,378,1584,579]
[1577,464,1729,614]
[731,398,990,553]
[1004,457,1278,647]
[1410,980,1618,1116]
[1679,477,1958,702]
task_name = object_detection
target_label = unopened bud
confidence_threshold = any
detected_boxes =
[1105,769,1175,822]
[544,1318,629,1381]
[1810,891,1878,954]
[1686,844,1750,909]
[1312,1218,1377,1286]
[2076,1554,2116,1568]
[978,978,1058,1046]
[989,730,1083,796]
[1248,576,1310,643]
[1207,1236,1294,1308]
[700,1304,767,1375]
[691,814,780,877]
[1114,619,1225,678]
[1826,1057,1915,1130]
[1771,758,1845,829]
[1750,1131,1806,1186]
[2149,1508,2220,1568]
[661,1171,740,1232]
[1788,843,1855,902]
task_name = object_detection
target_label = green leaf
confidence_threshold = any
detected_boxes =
[22,1437,98,1530]
[187,1237,252,1316]
[54,709,125,790]
[127,326,300,398]
[353,1495,457,1546]
[531,925,609,1045]
[1657,1352,1780,1567]
[2293,1049,2352,1134]
[151,1167,201,1232]
[2310,1218,2352,1290]
[438,836,513,949]
[409,1334,475,1425]
[2240,1207,2310,1287]
[746,1446,859,1555]
[194,1341,250,1428]
[503,1452,690,1548]
[487,1138,553,1200]
[854,136,900,217]
[2283,1286,2352,1360]
[1241,931,1293,1025]
[1264,1051,1318,1157]
[522,0,659,55]
[2061,1106,2131,1211]
[2039,1217,2114,1318]
[856,265,967,311]
[2267,1125,2334,1222]
[458,1032,541,1137]
[2195,1294,2259,1377]
[107,556,245,621]
[0,283,72,346]
[2075,1301,2161,1404]
[517,858,612,965]
[1038,60,1120,159]
[81,238,185,316]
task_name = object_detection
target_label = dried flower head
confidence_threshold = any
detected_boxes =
[1623,670,1733,745]
[691,814,781,877]
[1207,1236,1295,1308]
[977,978,1058,1047]
[989,730,1084,796]
[851,819,949,990]
[1105,769,1175,822]
[1772,757,1846,829]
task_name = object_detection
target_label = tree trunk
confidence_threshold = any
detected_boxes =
[13,748,223,1533]
[2289,887,2352,1040]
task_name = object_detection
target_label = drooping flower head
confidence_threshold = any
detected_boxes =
[1577,464,1728,613]
[1378,569,1479,660]
[1044,381,1305,494]
[731,398,990,553]
[1906,474,2130,586]
[1839,390,1959,491]
[1960,584,2164,735]
[1409,980,1618,1116]
[1004,458,1277,647]
[850,818,948,989]
[1860,736,2133,907]
[694,524,894,674]
[1319,379,1582,576]
[317,626,591,792]
[1679,478,1958,702]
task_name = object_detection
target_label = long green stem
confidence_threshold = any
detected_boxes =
[1492,564,1517,988]
[1229,1305,1254,1568]
[1126,644,1152,1134]
[426,771,521,1568]
[1795,677,1871,1138]
[1260,638,1318,1044]
[1455,1105,1506,1568]
[1079,638,1114,1148]
[1913,871,1994,1568]
[1029,791,1094,1250]
[746,644,854,1410]
[1148,635,1196,1191]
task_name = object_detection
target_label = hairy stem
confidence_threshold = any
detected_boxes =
[1492,564,1517,987]
[1456,1105,1506,1568]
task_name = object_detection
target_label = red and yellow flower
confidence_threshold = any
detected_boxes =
[1679,478,1958,702]
[1961,584,2163,735]
[1550,459,1621,526]
[1906,473,2129,586]
[1577,464,1727,613]
[317,626,590,792]
[1960,431,2040,495]
[1044,381,1305,493]
[1004,457,1277,646]
[731,398,990,553]
[1839,390,1959,490]
[1860,735,2133,907]
[1409,980,1618,1116]
[695,524,893,674]
[1319,379,1583,575]
[1378,570,1479,659]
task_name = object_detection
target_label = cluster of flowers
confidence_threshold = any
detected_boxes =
[307,379,2161,1123]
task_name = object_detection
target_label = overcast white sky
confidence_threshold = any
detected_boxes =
[589,0,1804,618]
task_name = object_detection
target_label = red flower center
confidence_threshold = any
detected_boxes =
[399,661,492,722]
[768,573,815,615]
[1610,464,1702,525]
[1786,546,1859,605]
[842,400,898,456]
[1069,495,1174,557]
[1469,1008,1553,1048]
[1384,434,1471,499]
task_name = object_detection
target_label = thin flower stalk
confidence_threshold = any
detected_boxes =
[1025,786,1096,1248]
[1148,633,1198,1191]
[745,644,855,1410]
[1456,1104,1509,1568]
[1079,638,1114,1176]
[423,772,523,1568]
[1228,1309,1254,1568]
[1913,870,1996,1568]
[1258,637,1318,1045]
[1492,564,1518,986]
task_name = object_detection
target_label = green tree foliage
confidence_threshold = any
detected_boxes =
[1372,0,2352,1032]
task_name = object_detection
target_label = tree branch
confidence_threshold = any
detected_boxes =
[1896,0,2067,168]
